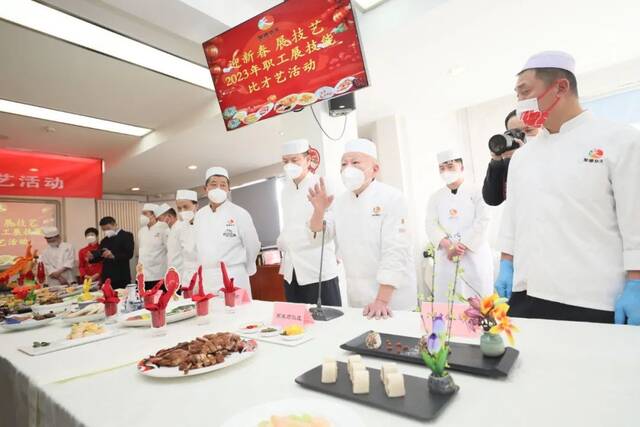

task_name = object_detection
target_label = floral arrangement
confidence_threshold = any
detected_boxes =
[463,294,518,345]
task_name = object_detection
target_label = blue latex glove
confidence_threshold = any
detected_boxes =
[614,280,640,325]
[495,259,514,298]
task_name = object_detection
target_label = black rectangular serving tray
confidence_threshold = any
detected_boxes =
[340,331,519,378]
[295,361,456,421]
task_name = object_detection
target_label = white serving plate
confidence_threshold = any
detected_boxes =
[238,332,313,348]
[60,312,106,326]
[31,301,74,315]
[221,398,364,427]
[119,302,196,327]
[18,328,126,356]
[138,345,256,378]
[1,316,56,331]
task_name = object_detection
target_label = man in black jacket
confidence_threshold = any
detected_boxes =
[89,216,135,289]
[482,110,539,206]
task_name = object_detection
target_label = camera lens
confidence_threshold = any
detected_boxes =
[488,134,508,155]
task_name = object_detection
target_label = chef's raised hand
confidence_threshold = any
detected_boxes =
[307,177,334,212]
[495,258,514,298]
[363,299,393,320]
[614,280,640,325]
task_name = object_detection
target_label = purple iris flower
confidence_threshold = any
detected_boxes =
[432,314,446,335]
[427,332,441,354]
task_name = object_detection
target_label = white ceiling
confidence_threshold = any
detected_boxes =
[3,0,640,196]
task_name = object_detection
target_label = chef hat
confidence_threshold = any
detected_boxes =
[519,51,576,74]
[205,166,229,181]
[437,149,463,165]
[344,138,377,159]
[281,139,310,156]
[153,203,171,217]
[41,226,60,238]
[142,203,158,213]
[176,189,198,202]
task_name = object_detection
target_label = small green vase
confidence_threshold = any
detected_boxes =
[480,332,505,357]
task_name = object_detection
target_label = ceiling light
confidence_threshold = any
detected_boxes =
[230,178,267,191]
[130,187,140,191]
[187,165,198,170]
[0,99,151,136]
[1,0,213,90]
[29,168,39,172]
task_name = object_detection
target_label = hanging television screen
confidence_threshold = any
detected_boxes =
[203,0,369,131]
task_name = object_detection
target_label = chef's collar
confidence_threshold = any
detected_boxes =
[542,110,592,136]
[289,170,313,190]
[352,178,378,199]
[209,200,229,213]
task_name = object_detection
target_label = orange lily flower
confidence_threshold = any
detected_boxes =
[490,316,519,346]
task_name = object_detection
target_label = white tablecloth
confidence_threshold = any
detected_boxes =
[1,299,638,427]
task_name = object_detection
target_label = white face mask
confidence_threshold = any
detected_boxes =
[283,163,304,180]
[86,235,97,243]
[104,230,116,238]
[208,188,227,204]
[341,166,366,192]
[139,215,150,227]
[179,210,195,222]
[440,170,462,185]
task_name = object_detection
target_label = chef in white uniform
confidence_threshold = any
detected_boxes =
[193,167,261,296]
[39,226,75,287]
[154,202,192,285]
[174,190,200,284]
[307,138,417,318]
[278,139,341,306]
[496,51,640,325]
[138,203,169,289]
[426,149,493,302]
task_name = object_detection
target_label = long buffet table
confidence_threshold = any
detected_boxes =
[1,299,638,427]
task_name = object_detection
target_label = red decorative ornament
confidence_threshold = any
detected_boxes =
[205,45,219,58]
[308,147,321,173]
[211,65,222,76]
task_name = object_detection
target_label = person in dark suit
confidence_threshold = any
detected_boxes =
[88,216,135,289]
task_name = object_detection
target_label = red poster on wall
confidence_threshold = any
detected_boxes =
[0,149,102,198]
[203,0,369,131]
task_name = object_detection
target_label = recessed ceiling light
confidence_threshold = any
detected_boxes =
[187,165,198,170]
[130,187,140,191]
[29,168,39,172]
[0,1,213,90]
[0,99,151,136]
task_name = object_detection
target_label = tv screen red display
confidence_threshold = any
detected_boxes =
[203,0,369,131]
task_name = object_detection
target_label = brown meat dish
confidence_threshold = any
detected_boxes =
[141,332,253,374]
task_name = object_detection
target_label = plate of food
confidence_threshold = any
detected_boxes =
[259,325,282,338]
[18,324,126,356]
[1,312,56,331]
[221,398,364,427]
[61,303,105,326]
[138,332,258,378]
[281,324,305,341]
[257,103,274,117]
[239,322,264,334]
[315,86,336,101]
[120,303,196,327]
[297,92,318,106]
[31,300,73,315]
[274,94,299,114]
[243,112,262,125]
[334,77,355,95]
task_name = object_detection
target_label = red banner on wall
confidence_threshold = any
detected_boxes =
[0,149,102,198]
[203,0,369,131]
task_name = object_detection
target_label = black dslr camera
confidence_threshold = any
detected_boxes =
[488,129,525,156]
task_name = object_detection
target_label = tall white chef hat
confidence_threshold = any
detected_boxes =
[205,166,229,181]
[437,149,463,165]
[519,50,576,74]
[153,203,171,217]
[281,139,310,156]
[176,189,198,202]
[344,138,377,159]
[142,203,158,213]
[41,226,60,238]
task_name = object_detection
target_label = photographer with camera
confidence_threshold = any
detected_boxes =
[482,111,538,206]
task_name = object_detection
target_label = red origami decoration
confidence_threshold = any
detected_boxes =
[144,268,180,328]
[181,268,199,299]
[219,261,240,308]
[192,266,214,316]
[97,279,120,317]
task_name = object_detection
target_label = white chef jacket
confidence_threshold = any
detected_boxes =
[40,242,76,286]
[193,201,261,295]
[499,111,640,311]
[313,180,417,310]
[425,182,494,301]
[138,221,169,282]
[167,219,199,285]
[278,173,339,285]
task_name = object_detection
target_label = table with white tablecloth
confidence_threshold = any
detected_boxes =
[1,299,638,427]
